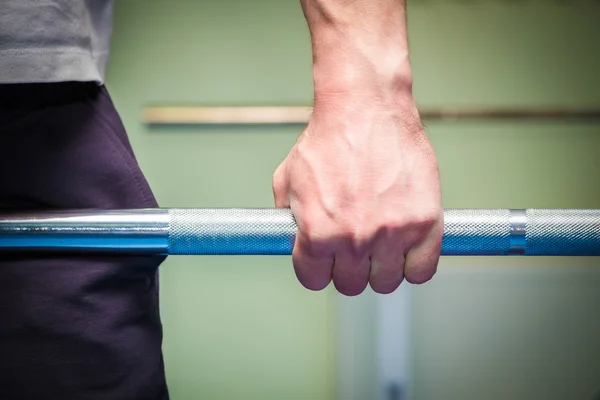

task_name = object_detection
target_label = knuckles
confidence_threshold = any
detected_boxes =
[397,208,442,234]
[298,206,442,254]
[293,206,442,296]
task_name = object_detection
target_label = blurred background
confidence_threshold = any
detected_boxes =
[105,1,600,399]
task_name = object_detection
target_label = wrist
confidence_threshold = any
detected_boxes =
[313,64,413,103]
[311,63,416,118]
[311,42,415,108]
[302,0,414,108]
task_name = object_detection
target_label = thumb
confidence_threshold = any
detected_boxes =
[272,162,290,208]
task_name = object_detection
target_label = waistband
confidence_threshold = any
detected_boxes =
[0,82,103,109]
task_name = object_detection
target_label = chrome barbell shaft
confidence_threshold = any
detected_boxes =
[0,209,598,256]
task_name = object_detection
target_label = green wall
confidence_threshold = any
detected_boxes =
[107,1,600,399]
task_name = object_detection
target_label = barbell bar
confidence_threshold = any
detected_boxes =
[0,208,599,256]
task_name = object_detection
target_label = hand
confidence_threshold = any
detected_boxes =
[273,98,443,296]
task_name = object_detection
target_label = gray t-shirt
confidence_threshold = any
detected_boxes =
[0,0,113,84]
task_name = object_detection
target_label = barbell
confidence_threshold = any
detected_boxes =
[0,208,599,256]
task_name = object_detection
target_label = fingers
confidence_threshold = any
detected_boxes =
[273,160,335,292]
[293,225,441,295]
[294,244,371,296]
[369,239,406,295]
[290,216,442,295]
[294,230,371,296]
[369,212,443,293]
[332,249,371,296]
[404,219,443,285]
[368,224,410,294]
[292,234,334,292]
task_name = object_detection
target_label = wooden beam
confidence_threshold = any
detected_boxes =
[142,106,312,125]
[142,106,600,125]
[421,108,600,121]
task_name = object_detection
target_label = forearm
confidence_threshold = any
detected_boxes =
[300,0,414,106]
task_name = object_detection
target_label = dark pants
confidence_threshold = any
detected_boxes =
[0,83,168,400]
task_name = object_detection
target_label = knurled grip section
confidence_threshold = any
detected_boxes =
[168,208,297,255]
[441,209,511,255]
[166,208,600,256]
[526,209,600,255]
